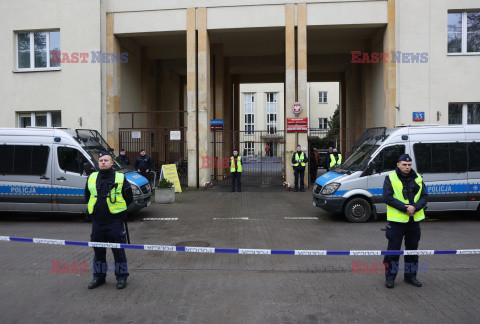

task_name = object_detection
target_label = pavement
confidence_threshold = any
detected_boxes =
[1,187,480,323]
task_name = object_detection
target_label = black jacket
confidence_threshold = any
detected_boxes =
[135,155,153,172]
[291,151,307,171]
[116,155,130,166]
[84,168,133,224]
[383,168,428,214]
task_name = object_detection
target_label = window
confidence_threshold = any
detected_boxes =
[244,93,254,134]
[448,11,480,54]
[468,143,480,171]
[266,93,277,134]
[16,31,60,70]
[413,143,467,173]
[319,91,328,103]
[58,147,89,174]
[319,118,328,129]
[0,145,49,175]
[372,145,405,173]
[244,142,255,156]
[18,111,61,127]
[448,103,480,125]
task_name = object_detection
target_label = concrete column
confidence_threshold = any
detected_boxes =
[106,13,121,151]
[213,45,226,175]
[186,8,197,187]
[340,78,347,155]
[285,3,296,187]
[297,3,309,186]
[197,7,212,186]
[362,63,373,129]
[223,58,232,159]
[384,0,396,128]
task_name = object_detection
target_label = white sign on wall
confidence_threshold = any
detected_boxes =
[170,131,181,140]
[131,131,141,139]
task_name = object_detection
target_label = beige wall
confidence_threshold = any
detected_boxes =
[239,83,284,156]
[396,0,480,126]
[308,82,339,129]
[0,0,101,130]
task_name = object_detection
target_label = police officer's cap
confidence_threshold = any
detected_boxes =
[398,154,412,162]
[140,149,145,152]
[99,151,110,157]
[120,148,126,152]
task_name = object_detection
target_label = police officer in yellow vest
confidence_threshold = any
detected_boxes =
[383,154,427,289]
[326,148,342,171]
[231,149,242,192]
[84,151,133,290]
[291,145,308,192]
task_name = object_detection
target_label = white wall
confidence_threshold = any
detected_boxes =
[308,82,339,129]
[396,0,480,126]
[0,0,102,130]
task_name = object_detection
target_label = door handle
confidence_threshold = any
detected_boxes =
[40,175,50,180]
[57,177,66,181]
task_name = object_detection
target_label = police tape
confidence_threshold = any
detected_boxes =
[1,236,480,256]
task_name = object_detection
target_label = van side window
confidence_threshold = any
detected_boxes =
[414,143,467,173]
[58,147,88,174]
[372,145,405,173]
[0,145,49,175]
[468,143,480,171]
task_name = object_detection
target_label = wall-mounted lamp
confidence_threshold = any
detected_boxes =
[437,111,441,121]
[78,117,83,127]
[395,105,400,111]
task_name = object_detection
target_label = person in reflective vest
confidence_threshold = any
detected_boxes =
[230,149,242,192]
[84,151,133,290]
[328,148,342,169]
[382,154,428,289]
[291,145,308,192]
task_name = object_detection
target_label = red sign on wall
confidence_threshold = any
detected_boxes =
[287,118,308,132]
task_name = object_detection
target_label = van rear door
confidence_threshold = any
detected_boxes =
[53,145,90,213]
[0,144,53,212]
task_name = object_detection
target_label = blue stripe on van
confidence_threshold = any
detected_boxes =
[0,185,52,196]
[55,187,85,196]
[125,172,149,187]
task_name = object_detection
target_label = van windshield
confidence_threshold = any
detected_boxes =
[75,129,123,172]
[341,144,379,172]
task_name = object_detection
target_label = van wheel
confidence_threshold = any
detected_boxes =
[344,198,371,223]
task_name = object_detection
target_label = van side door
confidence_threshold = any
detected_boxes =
[412,139,468,211]
[366,144,407,213]
[0,144,52,212]
[53,145,91,213]
[466,139,480,210]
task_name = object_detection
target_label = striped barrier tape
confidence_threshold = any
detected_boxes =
[1,236,479,256]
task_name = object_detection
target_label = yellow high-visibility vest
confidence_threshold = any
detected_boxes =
[386,172,425,223]
[329,154,342,167]
[293,152,306,167]
[87,172,127,214]
[230,156,242,172]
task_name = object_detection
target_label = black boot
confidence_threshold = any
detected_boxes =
[117,279,127,289]
[404,277,422,287]
[88,278,105,289]
[385,279,394,289]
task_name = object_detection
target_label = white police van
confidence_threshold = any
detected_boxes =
[0,128,152,213]
[312,125,480,222]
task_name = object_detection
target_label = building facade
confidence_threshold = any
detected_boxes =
[1,0,479,187]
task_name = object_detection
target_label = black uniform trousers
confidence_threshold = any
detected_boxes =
[294,169,305,191]
[91,219,129,280]
[383,221,421,280]
[231,171,241,191]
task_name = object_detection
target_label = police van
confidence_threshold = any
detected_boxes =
[312,125,480,222]
[0,128,152,213]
